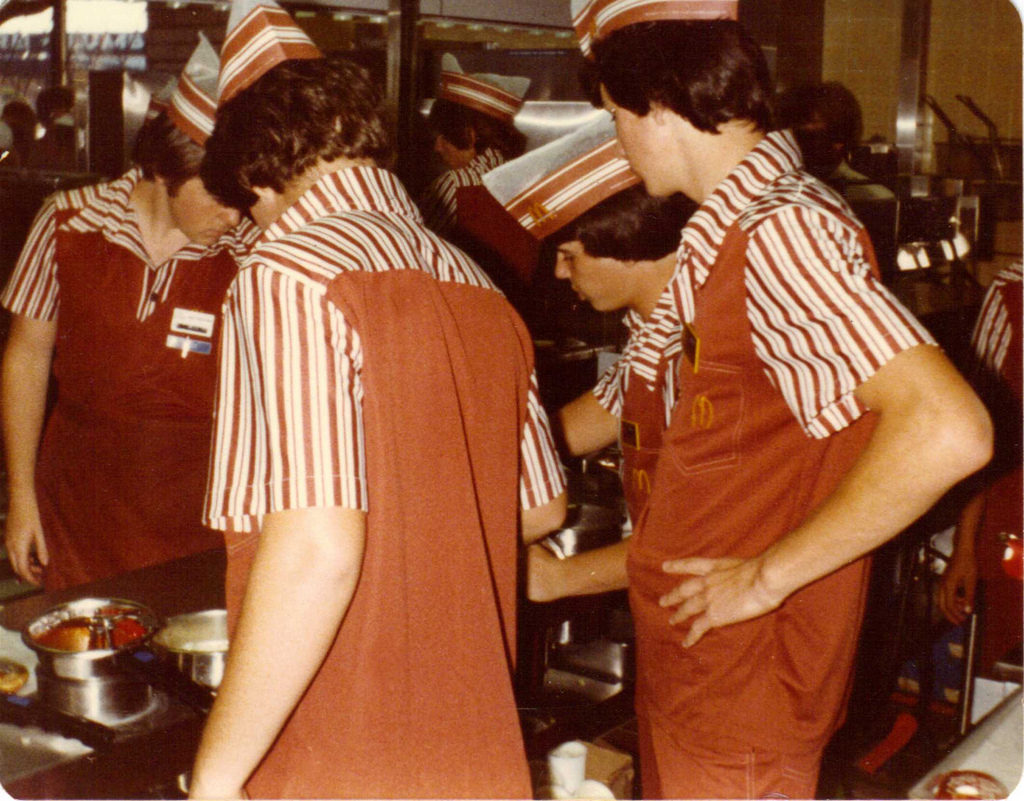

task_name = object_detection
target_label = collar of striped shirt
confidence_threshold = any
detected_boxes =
[676,129,803,297]
[261,165,423,244]
[60,166,249,267]
[616,271,686,393]
[465,147,505,178]
[671,128,806,323]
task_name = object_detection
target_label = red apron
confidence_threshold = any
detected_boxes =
[36,218,235,590]
[627,226,877,798]
[226,270,534,799]
[619,356,671,524]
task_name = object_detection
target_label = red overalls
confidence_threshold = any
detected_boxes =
[618,356,672,524]
[224,270,535,799]
[35,212,239,590]
[627,227,877,799]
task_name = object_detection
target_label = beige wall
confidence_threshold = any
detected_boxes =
[822,0,1022,144]
[822,0,903,142]
[928,0,1022,142]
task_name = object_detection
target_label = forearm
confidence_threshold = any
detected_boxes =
[952,491,984,556]
[558,539,630,596]
[522,490,568,544]
[558,392,619,457]
[1,317,55,496]
[529,539,629,602]
[758,348,992,602]
[190,507,365,799]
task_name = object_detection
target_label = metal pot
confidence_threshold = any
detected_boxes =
[151,609,228,689]
[23,597,161,724]
[23,597,160,681]
[36,672,154,725]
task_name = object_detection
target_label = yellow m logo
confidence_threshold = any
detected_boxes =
[690,394,715,430]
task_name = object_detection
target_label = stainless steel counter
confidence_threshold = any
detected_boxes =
[908,688,1023,799]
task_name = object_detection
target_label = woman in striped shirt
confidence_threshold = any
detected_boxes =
[189,51,567,800]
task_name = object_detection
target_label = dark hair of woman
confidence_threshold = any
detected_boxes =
[202,54,393,211]
[132,112,205,194]
[2,100,37,165]
[554,185,695,262]
[428,98,527,160]
[592,20,775,134]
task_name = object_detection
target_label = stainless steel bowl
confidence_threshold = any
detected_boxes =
[151,610,228,689]
[23,597,160,724]
[36,672,154,725]
[23,597,161,681]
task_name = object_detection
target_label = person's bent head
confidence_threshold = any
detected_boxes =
[134,112,205,194]
[553,185,694,313]
[590,20,774,135]
[133,112,241,245]
[777,81,862,179]
[428,98,527,169]
[557,184,693,261]
[201,54,393,217]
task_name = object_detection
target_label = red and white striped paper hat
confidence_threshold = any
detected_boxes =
[572,0,739,57]
[218,0,321,106]
[437,53,530,125]
[166,34,220,146]
[482,111,640,241]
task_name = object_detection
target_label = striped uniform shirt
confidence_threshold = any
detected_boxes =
[674,130,934,439]
[419,147,506,237]
[205,166,565,533]
[971,262,1023,375]
[592,280,684,429]
[1,167,258,322]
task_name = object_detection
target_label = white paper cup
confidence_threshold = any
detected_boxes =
[548,740,587,795]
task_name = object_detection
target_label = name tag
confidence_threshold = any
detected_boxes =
[170,308,215,338]
[682,322,701,373]
[166,334,212,357]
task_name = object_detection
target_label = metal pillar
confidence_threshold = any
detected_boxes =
[895,0,931,178]
[49,0,68,86]
[386,0,419,179]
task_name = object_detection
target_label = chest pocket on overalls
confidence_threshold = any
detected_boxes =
[667,359,745,473]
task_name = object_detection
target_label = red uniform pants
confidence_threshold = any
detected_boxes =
[638,709,822,800]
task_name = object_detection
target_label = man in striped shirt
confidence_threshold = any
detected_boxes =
[937,263,1022,672]
[588,17,992,799]
[188,54,567,799]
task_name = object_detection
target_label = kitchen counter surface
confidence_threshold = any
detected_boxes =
[0,547,637,799]
[0,548,226,800]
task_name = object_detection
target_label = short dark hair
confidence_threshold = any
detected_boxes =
[2,99,37,157]
[556,185,695,262]
[777,81,863,154]
[202,54,393,211]
[428,98,526,160]
[36,85,75,125]
[592,20,774,134]
[132,112,205,194]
